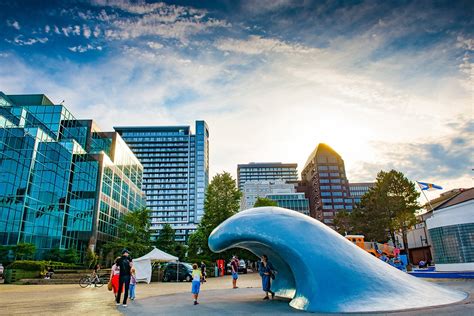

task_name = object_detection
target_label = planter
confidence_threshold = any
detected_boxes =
[4,269,40,284]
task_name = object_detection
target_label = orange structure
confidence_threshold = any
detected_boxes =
[345,235,394,258]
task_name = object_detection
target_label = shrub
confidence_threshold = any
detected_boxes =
[8,260,47,271]
[7,260,83,271]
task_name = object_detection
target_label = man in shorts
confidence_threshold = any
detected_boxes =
[231,256,239,289]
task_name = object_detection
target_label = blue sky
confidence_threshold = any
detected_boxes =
[0,0,472,195]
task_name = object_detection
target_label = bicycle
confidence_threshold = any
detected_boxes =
[79,273,105,288]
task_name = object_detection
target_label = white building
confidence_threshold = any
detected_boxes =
[240,180,295,210]
[426,188,474,272]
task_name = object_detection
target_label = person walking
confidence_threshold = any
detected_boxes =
[191,263,202,305]
[200,261,207,283]
[259,254,275,300]
[231,256,239,289]
[115,249,132,307]
[110,257,120,296]
[129,267,137,300]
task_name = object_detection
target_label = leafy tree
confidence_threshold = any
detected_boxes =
[103,208,152,258]
[333,211,352,235]
[187,172,242,260]
[350,170,420,262]
[62,248,80,264]
[0,245,15,264]
[155,223,176,253]
[44,248,63,262]
[253,197,278,207]
[15,242,36,260]
[84,248,99,269]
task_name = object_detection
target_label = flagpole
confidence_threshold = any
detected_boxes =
[416,181,434,212]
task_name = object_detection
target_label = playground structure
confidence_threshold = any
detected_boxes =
[345,235,395,258]
[208,207,467,313]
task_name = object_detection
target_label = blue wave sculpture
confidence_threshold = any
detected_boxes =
[208,207,467,313]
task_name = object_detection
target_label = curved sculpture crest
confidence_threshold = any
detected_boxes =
[208,207,466,313]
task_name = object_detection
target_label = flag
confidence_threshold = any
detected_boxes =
[417,181,443,191]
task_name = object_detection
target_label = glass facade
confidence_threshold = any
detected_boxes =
[0,93,144,258]
[349,182,375,204]
[237,162,298,190]
[115,121,209,242]
[266,193,310,215]
[429,223,474,264]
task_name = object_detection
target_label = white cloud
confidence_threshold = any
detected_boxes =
[72,25,81,36]
[45,25,51,33]
[83,25,92,38]
[7,20,21,30]
[62,26,72,37]
[215,35,318,55]
[93,25,101,37]
[10,35,48,46]
[88,1,229,43]
[147,41,163,50]
[68,44,102,53]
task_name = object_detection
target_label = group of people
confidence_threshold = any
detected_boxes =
[191,254,277,305]
[107,250,277,307]
[109,249,137,307]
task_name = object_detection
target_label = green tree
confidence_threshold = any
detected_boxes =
[44,248,63,262]
[103,208,152,258]
[15,242,36,260]
[62,248,80,264]
[253,197,278,207]
[0,245,14,264]
[84,248,99,269]
[333,211,352,235]
[350,170,420,262]
[154,223,177,254]
[187,172,242,260]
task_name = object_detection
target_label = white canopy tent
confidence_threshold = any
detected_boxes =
[133,247,178,283]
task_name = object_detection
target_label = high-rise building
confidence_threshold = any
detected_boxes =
[240,180,295,210]
[0,93,145,258]
[301,143,352,226]
[266,193,310,215]
[237,162,298,190]
[349,182,375,204]
[115,121,209,242]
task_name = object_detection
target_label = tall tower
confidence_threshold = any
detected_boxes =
[301,144,352,226]
[115,121,209,242]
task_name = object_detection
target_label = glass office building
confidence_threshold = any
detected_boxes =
[237,162,298,190]
[240,180,295,210]
[266,193,310,215]
[348,182,375,204]
[115,121,209,242]
[0,93,144,258]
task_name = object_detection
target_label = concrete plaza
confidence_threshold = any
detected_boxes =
[1,273,473,315]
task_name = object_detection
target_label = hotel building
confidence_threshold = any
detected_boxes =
[115,121,209,242]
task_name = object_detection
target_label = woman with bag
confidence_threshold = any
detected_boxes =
[109,257,120,296]
[258,254,276,300]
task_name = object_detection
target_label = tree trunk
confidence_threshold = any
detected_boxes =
[402,229,410,265]
[389,230,396,248]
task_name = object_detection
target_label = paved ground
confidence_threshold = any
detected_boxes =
[121,279,474,316]
[1,273,472,315]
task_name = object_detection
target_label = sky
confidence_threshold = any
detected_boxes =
[0,0,472,198]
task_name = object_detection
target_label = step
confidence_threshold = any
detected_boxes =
[18,278,79,285]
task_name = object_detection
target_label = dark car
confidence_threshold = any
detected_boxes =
[162,262,193,282]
